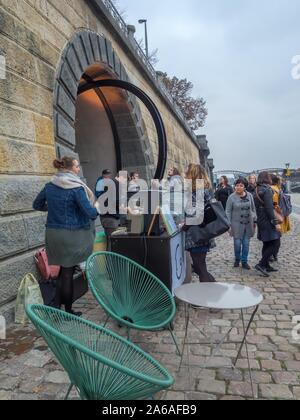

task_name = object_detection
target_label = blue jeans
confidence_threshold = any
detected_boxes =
[234,233,250,263]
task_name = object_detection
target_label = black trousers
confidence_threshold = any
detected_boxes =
[55,267,75,313]
[190,252,216,283]
[260,239,281,268]
[273,238,281,258]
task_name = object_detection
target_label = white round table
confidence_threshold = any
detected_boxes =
[175,282,263,310]
[175,283,263,399]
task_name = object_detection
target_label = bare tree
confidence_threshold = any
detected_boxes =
[110,0,127,20]
[160,73,208,130]
[137,38,159,66]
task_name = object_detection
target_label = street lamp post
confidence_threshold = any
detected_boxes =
[285,163,291,193]
[138,19,149,59]
[285,163,292,177]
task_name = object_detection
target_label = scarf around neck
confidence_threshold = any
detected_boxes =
[51,172,95,205]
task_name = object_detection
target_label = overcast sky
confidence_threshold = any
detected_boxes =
[118,0,300,172]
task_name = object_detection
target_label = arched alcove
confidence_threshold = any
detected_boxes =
[53,29,162,187]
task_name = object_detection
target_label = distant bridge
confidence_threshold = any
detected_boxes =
[291,182,300,193]
[214,169,300,192]
[252,168,285,176]
[214,169,285,178]
[214,170,249,179]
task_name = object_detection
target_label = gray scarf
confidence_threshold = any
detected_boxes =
[51,172,95,205]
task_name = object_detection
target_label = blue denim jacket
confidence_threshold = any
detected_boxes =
[33,183,98,230]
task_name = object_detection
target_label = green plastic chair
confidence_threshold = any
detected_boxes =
[86,252,180,354]
[26,305,174,400]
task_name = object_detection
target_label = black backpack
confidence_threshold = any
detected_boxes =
[279,191,292,217]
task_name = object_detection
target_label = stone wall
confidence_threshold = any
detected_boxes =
[0,0,204,312]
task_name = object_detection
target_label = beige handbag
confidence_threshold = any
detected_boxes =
[15,273,44,324]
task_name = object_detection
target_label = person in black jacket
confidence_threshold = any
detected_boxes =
[215,176,233,209]
[254,172,282,277]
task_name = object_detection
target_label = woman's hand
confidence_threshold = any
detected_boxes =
[94,201,101,215]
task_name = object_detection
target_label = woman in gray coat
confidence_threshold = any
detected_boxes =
[226,179,257,269]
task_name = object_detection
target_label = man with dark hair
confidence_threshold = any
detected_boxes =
[128,172,141,193]
[95,169,112,199]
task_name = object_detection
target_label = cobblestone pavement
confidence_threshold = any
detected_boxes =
[0,202,300,400]
[292,194,300,218]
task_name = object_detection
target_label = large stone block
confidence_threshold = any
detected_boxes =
[35,57,56,91]
[57,85,76,121]
[0,175,51,215]
[55,113,76,147]
[0,300,15,323]
[59,62,78,100]
[0,0,66,50]
[0,103,35,142]
[80,32,94,65]
[24,213,47,249]
[0,138,9,173]
[0,215,28,260]
[0,213,46,260]
[63,0,91,22]
[56,143,78,160]
[89,32,101,63]
[43,0,85,28]
[72,36,89,72]
[113,52,121,77]
[33,114,55,146]
[0,139,55,175]
[98,35,108,64]
[65,46,82,82]
[25,0,75,39]
[0,251,40,306]
[0,7,59,67]
[105,39,114,69]
[0,72,53,117]
[0,33,55,90]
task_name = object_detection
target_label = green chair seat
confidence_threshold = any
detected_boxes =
[26,305,174,400]
[86,252,180,354]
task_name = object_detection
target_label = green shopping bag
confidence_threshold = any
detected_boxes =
[15,273,44,324]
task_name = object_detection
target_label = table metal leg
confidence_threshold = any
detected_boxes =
[241,309,256,399]
[179,303,259,400]
[179,303,190,374]
[234,305,259,368]
[189,317,239,371]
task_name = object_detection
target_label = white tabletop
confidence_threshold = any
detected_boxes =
[175,283,263,310]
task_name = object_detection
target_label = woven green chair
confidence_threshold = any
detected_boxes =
[26,304,174,400]
[86,252,180,354]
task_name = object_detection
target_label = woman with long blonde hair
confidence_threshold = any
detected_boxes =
[185,164,212,191]
[184,164,216,283]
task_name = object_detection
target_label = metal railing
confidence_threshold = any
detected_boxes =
[101,0,190,129]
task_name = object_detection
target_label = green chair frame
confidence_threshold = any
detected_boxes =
[86,252,181,354]
[26,304,174,400]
